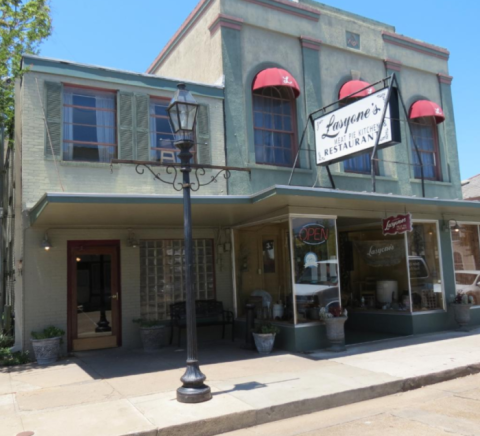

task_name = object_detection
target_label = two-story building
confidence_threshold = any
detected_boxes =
[9,0,480,354]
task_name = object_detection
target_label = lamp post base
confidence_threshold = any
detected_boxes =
[177,384,212,403]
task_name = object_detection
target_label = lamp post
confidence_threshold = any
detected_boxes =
[167,84,211,404]
[112,84,251,404]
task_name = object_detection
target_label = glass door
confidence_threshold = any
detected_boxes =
[68,242,121,351]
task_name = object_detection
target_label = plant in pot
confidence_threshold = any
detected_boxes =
[30,326,65,365]
[133,319,165,352]
[451,293,473,331]
[252,323,280,354]
[320,306,348,352]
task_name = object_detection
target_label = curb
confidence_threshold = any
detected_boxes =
[126,362,480,436]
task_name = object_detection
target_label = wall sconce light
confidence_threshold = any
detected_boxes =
[451,220,460,233]
[42,233,52,251]
[127,230,140,248]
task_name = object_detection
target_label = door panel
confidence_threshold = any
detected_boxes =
[68,242,121,351]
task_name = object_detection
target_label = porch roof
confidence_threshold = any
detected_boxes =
[28,185,480,228]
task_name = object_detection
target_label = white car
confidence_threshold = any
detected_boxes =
[455,271,480,294]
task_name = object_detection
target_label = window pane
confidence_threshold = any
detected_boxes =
[407,223,444,311]
[292,218,339,324]
[63,87,116,162]
[254,112,263,128]
[411,119,439,180]
[155,117,172,134]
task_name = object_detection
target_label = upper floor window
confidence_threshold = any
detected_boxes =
[409,100,445,181]
[63,86,116,163]
[253,86,297,166]
[252,67,300,167]
[339,80,378,175]
[410,117,441,180]
[149,99,195,163]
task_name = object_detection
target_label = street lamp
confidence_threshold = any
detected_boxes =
[167,84,212,404]
[112,84,251,403]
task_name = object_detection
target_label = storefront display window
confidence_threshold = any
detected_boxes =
[407,222,444,311]
[339,223,410,313]
[291,217,339,324]
[451,224,480,304]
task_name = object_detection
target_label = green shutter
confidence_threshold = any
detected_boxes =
[135,94,150,161]
[44,82,62,158]
[196,104,211,165]
[118,92,134,160]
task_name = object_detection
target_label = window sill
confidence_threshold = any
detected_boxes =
[410,179,452,187]
[59,160,118,169]
[248,163,312,174]
[330,171,398,182]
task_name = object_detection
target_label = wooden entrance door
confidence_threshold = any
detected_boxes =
[67,241,121,351]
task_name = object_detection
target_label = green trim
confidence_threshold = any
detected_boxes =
[28,185,480,226]
[22,55,224,100]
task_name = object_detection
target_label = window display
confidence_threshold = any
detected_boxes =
[407,222,444,311]
[452,224,480,305]
[291,217,339,324]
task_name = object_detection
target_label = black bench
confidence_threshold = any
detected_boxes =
[169,300,234,347]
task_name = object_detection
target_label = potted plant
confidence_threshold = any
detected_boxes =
[320,306,348,352]
[133,319,165,352]
[30,326,65,365]
[451,293,473,331]
[252,323,280,354]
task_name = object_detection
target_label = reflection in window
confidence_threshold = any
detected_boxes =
[411,117,440,180]
[407,223,444,311]
[291,218,339,323]
[452,224,480,304]
[253,86,296,166]
[63,86,116,163]
[149,99,196,163]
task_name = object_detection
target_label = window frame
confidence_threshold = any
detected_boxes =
[252,86,299,168]
[149,96,197,163]
[62,84,118,163]
[410,116,442,181]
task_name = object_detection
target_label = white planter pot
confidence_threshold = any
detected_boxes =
[140,326,165,352]
[324,317,347,352]
[252,333,276,354]
[31,337,61,365]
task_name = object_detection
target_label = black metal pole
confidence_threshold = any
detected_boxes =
[176,140,212,404]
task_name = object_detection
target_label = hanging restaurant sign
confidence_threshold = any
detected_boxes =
[382,213,412,236]
[314,87,401,166]
[297,223,329,245]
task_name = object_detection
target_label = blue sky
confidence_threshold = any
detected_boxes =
[40,0,478,180]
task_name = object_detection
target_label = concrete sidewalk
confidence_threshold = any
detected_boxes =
[2,329,480,436]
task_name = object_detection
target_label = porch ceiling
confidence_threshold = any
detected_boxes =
[28,185,480,228]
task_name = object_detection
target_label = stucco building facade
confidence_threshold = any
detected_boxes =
[7,0,480,353]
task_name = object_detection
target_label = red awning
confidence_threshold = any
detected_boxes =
[339,80,375,99]
[409,100,445,124]
[252,68,301,98]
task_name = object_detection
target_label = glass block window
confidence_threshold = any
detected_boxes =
[140,239,215,320]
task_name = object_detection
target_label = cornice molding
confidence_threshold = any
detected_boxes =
[300,35,322,51]
[384,58,402,72]
[242,0,321,22]
[382,31,450,61]
[209,14,244,35]
[438,73,453,85]
[146,0,215,74]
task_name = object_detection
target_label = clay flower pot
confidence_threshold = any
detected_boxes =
[140,325,165,352]
[252,333,276,354]
[453,304,471,331]
[324,317,347,352]
[31,337,61,365]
